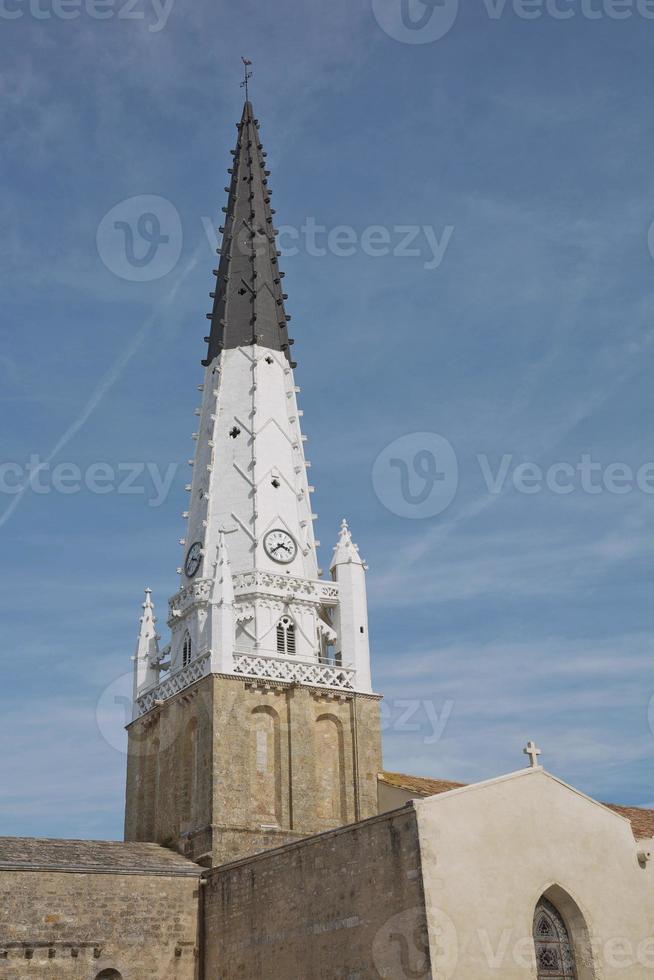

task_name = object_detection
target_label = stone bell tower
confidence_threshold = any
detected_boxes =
[124,100,382,868]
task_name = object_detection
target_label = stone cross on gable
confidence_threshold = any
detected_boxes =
[523,740,542,768]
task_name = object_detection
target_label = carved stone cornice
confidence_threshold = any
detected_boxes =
[233,571,339,606]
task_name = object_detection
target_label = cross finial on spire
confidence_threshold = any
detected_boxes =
[241,56,253,101]
[523,740,542,768]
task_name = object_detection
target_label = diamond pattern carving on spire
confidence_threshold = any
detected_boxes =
[204,101,293,366]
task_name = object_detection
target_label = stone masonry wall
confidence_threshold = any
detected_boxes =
[0,869,200,980]
[203,806,429,979]
[126,674,383,869]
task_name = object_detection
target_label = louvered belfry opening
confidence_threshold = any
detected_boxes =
[276,617,296,655]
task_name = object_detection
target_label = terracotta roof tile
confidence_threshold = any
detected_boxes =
[603,805,654,841]
[379,771,654,841]
[380,771,466,796]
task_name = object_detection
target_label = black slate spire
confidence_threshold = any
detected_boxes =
[203,102,294,367]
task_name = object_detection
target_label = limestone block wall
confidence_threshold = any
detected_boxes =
[126,673,382,868]
[125,676,215,855]
[203,807,429,979]
[0,867,200,979]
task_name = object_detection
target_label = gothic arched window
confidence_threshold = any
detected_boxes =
[276,617,296,655]
[534,897,578,978]
[182,632,192,667]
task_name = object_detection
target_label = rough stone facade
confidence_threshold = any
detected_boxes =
[0,840,201,979]
[125,674,382,867]
[203,806,428,980]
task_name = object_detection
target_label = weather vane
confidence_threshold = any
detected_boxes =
[241,57,253,101]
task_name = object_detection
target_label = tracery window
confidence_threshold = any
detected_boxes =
[276,616,296,655]
[534,897,578,979]
[182,631,192,667]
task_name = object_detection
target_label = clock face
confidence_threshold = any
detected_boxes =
[184,541,203,578]
[264,529,297,564]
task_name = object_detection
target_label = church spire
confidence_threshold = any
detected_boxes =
[125,89,382,866]
[203,101,294,367]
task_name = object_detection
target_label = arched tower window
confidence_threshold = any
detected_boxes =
[182,631,192,667]
[276,617,296,655]
[534,897,578,978]
[95,971,123,980]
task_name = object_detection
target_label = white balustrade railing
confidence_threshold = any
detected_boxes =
[233,651,355,690]
[135,648,356,716]
[135,653,211,716]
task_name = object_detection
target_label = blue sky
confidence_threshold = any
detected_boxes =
[2,0,654,840]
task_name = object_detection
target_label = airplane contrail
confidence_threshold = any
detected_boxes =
[0,250,201,531]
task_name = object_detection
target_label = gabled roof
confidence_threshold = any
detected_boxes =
[203,101,294,367]
[603,804,654,842]
[380,770,466,796]
[0,838,202,876]
[379,771,654,841]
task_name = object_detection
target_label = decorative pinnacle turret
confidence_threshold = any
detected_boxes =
[137,588,159,652]
[203,100,294,368]
[330,518,367,571]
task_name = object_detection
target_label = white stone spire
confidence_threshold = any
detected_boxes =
[132,101,376,714]
[330,519,372,693]
[180,347,318,585]
[132,588,160,705]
